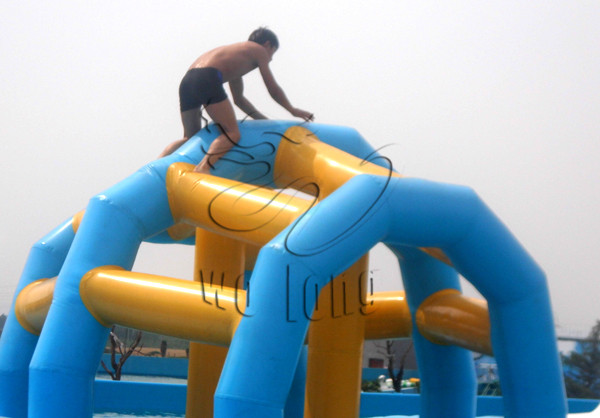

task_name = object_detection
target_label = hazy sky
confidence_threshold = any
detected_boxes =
[1,1,599,337]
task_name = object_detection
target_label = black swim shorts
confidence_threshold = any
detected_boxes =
[179,67,228,112]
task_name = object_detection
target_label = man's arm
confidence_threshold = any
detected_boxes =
[258,59,314,121]
[229,77,267,120]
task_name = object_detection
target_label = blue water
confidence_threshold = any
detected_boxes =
[94,375,186,417]
[90,376,510,417]
[94,414,183,418]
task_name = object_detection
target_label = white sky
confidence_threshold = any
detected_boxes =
[1,1,599,335]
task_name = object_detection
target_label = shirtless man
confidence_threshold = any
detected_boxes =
[159,27,314,173]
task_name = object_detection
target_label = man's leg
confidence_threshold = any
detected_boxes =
[195,99,240,173]
[157,108,202,158]
[182,107,203,139]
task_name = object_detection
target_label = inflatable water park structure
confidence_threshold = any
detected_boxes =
[0,121,567,417]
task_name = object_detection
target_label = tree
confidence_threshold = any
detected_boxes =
[101,326,143,380]
[562,320,600,399]
[160,340,167,357]
[375,340,414,392]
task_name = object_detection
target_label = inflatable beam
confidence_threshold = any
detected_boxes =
[15,273,491,353]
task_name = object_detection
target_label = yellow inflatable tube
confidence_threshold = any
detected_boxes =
[79,267,244,346]
[14,278,56,335]
[17,270,411,344]
[273,126,399,197]
[416,288,492,355]
[16,270,491,354]
[167,163,313,245]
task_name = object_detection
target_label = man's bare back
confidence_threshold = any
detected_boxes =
[190,42,270,83]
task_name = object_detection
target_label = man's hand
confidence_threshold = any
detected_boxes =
[291,108,314,122]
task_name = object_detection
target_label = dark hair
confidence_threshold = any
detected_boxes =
[248,27,279,49]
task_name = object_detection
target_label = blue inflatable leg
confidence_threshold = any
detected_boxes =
[215,174,391,417]
[28,164,175,417]
[0,220,75,417]
[393,245,476,417]
[385,177,567,417]
[284,345,307,418]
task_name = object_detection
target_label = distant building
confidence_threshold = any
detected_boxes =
[363,338,500,386]
[473,354,498,384]
[363,339,417,371]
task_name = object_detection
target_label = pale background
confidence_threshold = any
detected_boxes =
[1,1,599,338]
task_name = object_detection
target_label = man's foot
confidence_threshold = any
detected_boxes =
[193,162,211,174]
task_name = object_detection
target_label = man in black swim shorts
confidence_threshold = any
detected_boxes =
[159,27,314,173]
[178,67,228,112]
